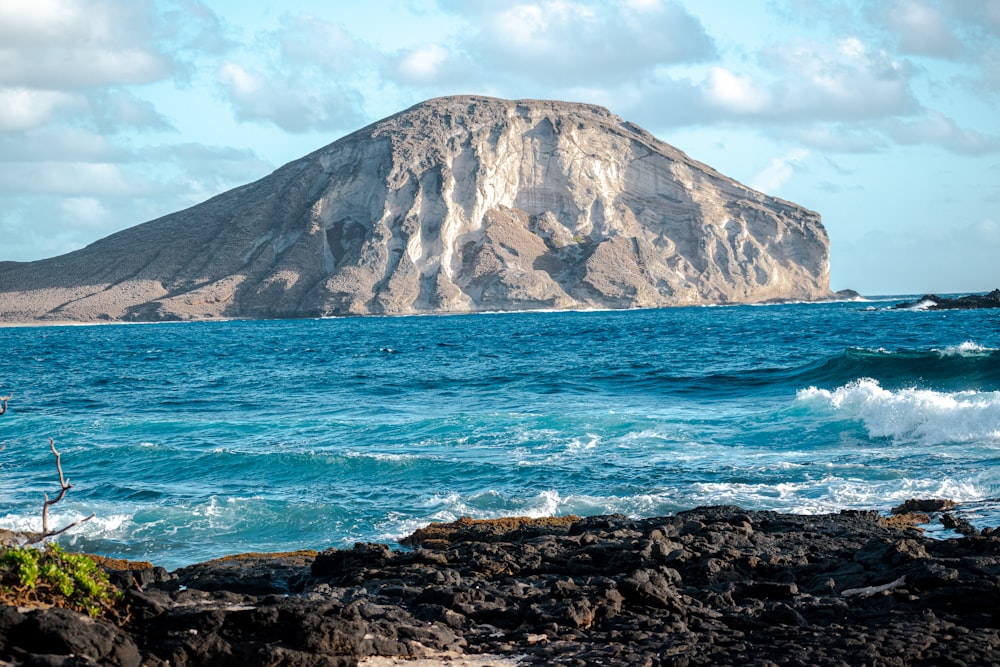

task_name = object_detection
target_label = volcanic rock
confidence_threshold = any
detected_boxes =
[894,289,1000,310]
[6,507,1000,666]
[0,96,831,323]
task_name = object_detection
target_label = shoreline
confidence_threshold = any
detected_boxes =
[4,504,1000,665]
[0,292,882,329]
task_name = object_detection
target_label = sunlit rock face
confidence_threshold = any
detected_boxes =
[0,96,831,322]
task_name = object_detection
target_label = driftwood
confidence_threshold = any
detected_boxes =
[842,575,907,598]
[1,394,95,543]
[0,394,9,451]
[23,439,95,545]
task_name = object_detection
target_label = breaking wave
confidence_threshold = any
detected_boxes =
[798,378,1000,446]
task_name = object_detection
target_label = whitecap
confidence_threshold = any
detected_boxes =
[565,434,600,454]
[935,341,996,357]
[0,511,132,540]
[521,489,563,518]
[797,378,1000,445]
[908,298,938,311]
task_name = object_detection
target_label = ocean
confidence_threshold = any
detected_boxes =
[1,297,999,570]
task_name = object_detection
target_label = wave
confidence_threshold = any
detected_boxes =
[798,378,1000,445]
[789,343,1000,393]
[375,477,1000,543]
[935,341,996,356]
[624,342,1000,399]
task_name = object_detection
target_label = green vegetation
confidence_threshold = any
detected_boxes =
[0,542,122,617]
[1,391,120,620]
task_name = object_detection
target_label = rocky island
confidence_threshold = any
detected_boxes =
[894,289,1000,310]
[0,96,832,323]
[3,505,1000,666]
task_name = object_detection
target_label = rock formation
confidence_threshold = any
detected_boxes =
[4,507,1000,665]
[894,289,1000,310]
[0,96,832,323]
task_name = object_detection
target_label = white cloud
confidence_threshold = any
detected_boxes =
[430,0,715,86]
[785,125,887,153]
[214,13,372,133]
[136,142,273,204]
[90,89,174,133]
[882,0,960,57]
[217,60,365,133]
[0,127,125,163]
[874,0,1000,57]
[750,149,811,194]
[219,62,261,98]
[398,45,451,82]
[273,13,364,70]
[624,0,663,10]
[61,197,112,229]
[627,34,922,149]
[0,0,173,88]
[0,88,80,131]
[870,0,1000,98]
[0,138,275,262]
[705,67,771,114]
[0,162,139,197]
[0,0,228,141]
[761,37,917,121]
[882,110,1000,154]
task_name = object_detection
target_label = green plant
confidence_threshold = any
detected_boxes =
[0,543,122,618]
[2,546,40,587]
[0,391,117,619]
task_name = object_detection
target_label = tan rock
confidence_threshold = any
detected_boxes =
[0,96,831,323]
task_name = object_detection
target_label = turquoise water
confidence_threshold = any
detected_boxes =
[1,297,999,569]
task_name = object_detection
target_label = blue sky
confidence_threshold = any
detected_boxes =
[1,0,997,295]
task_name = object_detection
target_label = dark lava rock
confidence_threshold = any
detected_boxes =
[5,507,1000,666]
[894,288,1000,310]
[891,498,958,514]
[1,607,141,667]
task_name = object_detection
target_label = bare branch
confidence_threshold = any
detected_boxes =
[27,513,96,544]
[43,438,71,535]
[1,397,95,544]
[23,438,95,545]
[0,394,7,451]
[842,575,907,598]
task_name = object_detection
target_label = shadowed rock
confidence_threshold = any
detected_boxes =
[894,289,1000,310]
[0,96,832,323]
[6,506,1000,665]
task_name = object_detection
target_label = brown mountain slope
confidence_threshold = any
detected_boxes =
[0,96,831,323]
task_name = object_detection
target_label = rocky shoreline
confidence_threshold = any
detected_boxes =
[3,505,1000,666]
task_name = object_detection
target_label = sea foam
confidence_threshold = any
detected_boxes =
[935,341,997,357]
[798,378,1000,445]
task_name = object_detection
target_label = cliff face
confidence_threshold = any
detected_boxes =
[0,96,831,322]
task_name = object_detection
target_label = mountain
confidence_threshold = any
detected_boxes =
[0,96,831,323]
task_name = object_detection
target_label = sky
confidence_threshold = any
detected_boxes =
[1,0,998,295]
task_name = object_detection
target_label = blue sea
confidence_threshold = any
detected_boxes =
[1,297,999,570]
